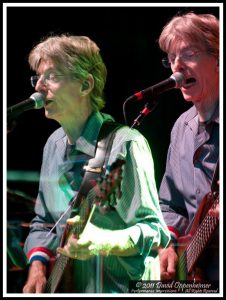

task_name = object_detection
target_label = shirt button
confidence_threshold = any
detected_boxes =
[196,189,200,194]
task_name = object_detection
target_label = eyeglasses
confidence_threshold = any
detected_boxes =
[162,49,202,68]
[30,72,75,88]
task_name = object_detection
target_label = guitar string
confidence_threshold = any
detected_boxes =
[186,213,218,272]
[45,164,122,292]
[177,215,218,278]
[45,189,96,292]
[44,120,126,292]
[44,131,126,292]
[179,201,218,275]
[178,197,219,277]
[186,198,218,269]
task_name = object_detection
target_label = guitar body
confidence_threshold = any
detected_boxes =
[176,191,219,281]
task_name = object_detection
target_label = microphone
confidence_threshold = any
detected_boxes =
[128,72,185,102]
[7,92,45,118]
[128,72,185,128]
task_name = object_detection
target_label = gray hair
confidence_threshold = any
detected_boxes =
[29,34,107,111]
[159,12,219,58]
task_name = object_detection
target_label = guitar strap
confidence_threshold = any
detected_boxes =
[68,120,124,213]
[48,121,124,293]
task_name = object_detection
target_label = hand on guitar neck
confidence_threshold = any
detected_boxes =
[208,180,220,219]
[23,159,126,293]
[56,218,113,260]
[159,234,211,282]
[57,219,139,260]
[160,185,219,282]
[208,203,219,218]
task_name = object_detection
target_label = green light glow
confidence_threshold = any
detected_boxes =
[7,170,40,182]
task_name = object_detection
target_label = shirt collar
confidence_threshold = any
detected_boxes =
[75,111,115,157]
[185,101,219,130]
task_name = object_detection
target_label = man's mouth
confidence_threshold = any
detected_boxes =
[183,77,196,88]
[45,99,53,106]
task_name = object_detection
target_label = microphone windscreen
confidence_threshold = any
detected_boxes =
[171,72,185,88]
[30,92,45,109]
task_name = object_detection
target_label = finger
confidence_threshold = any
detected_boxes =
[88,244,99,256]
[57,247,67,256]
[161,271,174,281]
[36,280,46,293]
[160,258,167,275]
[57,247,78,259]
[66,215,81,225]
[23,284,35,293]
[77,238,92,247]
[57,246,72,257]
[209,209,219,218]
[23,280,45,293]
[166,257,177,277]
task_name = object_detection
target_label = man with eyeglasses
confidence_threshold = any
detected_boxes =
[22,34,170,293]
[157,12,219,285]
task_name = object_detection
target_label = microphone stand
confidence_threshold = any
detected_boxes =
[131,97,158,129]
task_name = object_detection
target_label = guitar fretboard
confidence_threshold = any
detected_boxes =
[178,196,219,277]
[45,254,70,293]
[44,159,124,293]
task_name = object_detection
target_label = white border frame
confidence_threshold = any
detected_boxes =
[3,2,223,297]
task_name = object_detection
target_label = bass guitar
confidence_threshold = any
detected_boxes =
[176,190,219,281]
[45,158,125,293]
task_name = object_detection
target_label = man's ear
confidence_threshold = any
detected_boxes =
[81,81,89,92]
[80,74,94,94]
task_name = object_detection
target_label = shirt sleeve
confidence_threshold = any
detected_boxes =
[159,122,190,240]
[110,128,171,256]
[23,142,61,265]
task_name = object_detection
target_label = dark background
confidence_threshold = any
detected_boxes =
[5,4,220,293]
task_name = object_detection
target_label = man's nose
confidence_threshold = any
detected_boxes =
[35,78,48,93]
[171,56,186,73]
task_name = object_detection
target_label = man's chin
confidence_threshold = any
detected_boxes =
[181,92,195,103]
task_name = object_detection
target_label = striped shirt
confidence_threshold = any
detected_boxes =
[159,103,219,280]
[24,111,170,292]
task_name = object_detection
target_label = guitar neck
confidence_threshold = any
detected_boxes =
[45,254,70,293]
[178,196,219,278]
[186,200,219,273]
[45,204,96,293]
[44,158,124,293]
